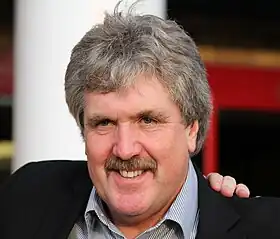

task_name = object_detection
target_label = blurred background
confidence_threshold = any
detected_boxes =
[0,0,280,197]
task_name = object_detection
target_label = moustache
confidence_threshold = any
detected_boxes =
[105,156,157,173]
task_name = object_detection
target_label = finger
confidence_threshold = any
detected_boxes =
[235,183,250,198]
[207,173,223,191]
[220,176,237,197]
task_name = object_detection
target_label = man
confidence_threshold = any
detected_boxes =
[1,3,279,239]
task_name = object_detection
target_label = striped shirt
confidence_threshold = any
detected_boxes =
[69,161,199,239]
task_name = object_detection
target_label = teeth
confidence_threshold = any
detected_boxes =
[119,170,144,178]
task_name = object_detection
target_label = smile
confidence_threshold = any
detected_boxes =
[119,170,144,178]
[109,169,154,186]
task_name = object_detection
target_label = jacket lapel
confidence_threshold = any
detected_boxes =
[194,166,246,239]
[36,162,92,239]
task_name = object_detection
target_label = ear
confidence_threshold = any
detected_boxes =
[84,140,88,156]
[186,120,199,153]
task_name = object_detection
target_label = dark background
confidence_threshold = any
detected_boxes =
[169,0,280,197]
[168,0,280,49]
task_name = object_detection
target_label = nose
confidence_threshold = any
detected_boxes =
[112,124,142,160]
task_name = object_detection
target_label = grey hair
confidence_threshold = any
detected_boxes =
[64,2,213,155]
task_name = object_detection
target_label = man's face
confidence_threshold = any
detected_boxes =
[84,75,198,222]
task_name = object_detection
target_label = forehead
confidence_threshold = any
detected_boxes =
[84,75,180,117]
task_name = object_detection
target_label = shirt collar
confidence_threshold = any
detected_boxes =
[85,160,198,238]
[164,160,198,238]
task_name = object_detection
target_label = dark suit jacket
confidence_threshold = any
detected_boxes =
[1,160,280,239]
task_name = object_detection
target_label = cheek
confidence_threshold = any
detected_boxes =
[85,133,113,166]
[85,134,114,190]
[144,127,188,173]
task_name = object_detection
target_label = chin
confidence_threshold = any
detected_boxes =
[108,192,151,217]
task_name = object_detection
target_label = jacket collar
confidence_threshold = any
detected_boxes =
[194,164,245,239]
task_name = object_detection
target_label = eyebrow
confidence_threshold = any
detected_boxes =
[133,110,170,122]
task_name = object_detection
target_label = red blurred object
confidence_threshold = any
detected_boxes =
[203,63,280,175]
[0,48,13,96]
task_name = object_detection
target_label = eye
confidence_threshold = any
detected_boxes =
[86,117,115,134]
[141,116,156,125]
[96,119,112,127]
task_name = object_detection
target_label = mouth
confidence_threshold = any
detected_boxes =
[108,169,154,188]
[118,170,145,178]
[107,169,153,180]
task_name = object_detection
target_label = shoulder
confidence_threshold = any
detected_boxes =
[0,160,90,202]
[1,160,88,187]
[13,159,88,175]
[229,196,280,235]
[231,195,280,216]
[0,161,92,237]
